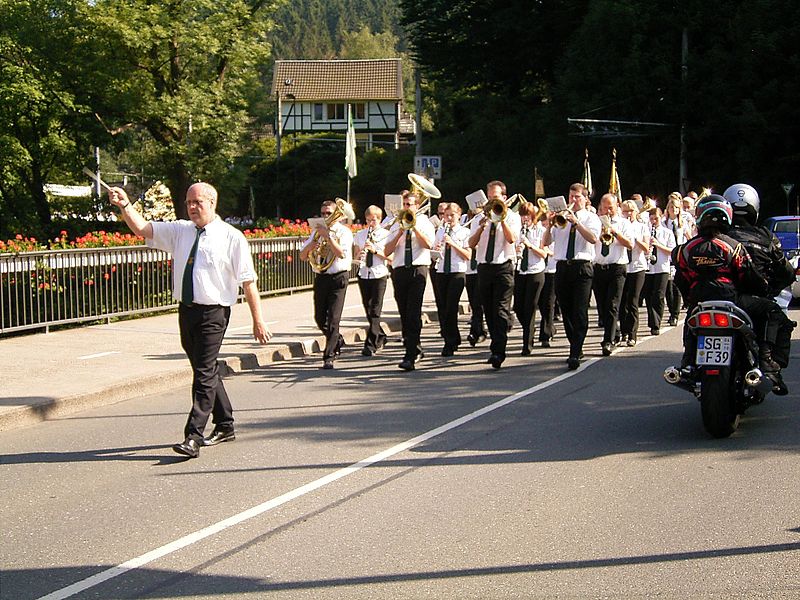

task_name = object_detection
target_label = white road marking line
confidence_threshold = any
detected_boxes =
[37,358,599,600]
[76,351,121,361]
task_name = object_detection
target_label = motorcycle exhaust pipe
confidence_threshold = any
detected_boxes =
[663,366,682,384]
[744,368,773,395]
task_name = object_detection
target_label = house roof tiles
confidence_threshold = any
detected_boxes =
[272,59,403,101]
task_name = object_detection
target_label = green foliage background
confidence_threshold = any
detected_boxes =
[1,0,799,239]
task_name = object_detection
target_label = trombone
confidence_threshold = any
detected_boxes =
[464,193,525,228]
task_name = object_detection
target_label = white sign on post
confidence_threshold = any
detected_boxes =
[414,155,442,179]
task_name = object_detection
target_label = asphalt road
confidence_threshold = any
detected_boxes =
[2,312,799,599]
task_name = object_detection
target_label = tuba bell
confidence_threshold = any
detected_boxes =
[388,173,442,230]
[310,197,356,272]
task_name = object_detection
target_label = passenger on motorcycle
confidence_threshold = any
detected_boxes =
[672,195,790,395]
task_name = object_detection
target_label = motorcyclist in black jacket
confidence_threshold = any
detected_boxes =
[723,184,795,385]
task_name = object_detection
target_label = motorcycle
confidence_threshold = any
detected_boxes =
[663,300,773,438]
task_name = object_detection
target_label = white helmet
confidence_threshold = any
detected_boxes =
[723,183,760,224]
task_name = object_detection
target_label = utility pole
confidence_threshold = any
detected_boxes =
[415,68,423,157]
[679,27,689,195]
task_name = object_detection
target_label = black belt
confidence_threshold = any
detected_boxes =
[559,259,589,266]
[179,302,224,309]
[595,263,625,270]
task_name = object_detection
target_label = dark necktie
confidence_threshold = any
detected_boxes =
[672,222,678,243]
[601,238,610,257]
[520,227,529,270]
[566,225,576,260]
[470,247,477,270]
[484,223,496,263]
[404,230,412,266]
[181,227,203,305]
[443,240,451,273]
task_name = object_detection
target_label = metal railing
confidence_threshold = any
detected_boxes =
[0,237,356,335]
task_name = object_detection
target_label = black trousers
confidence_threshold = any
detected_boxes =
[178,303,232,443]
[555,260,594,358]
[643,273,669,331]
[314,270,348,360]
[665,276,683,319]
[478,261,515,360]
[538,272,557,342]
[357,276,388,352]
[434,272,466,349]
[592,264,626,344]
[466,273,487,339]
[514,271,545,352]
[392,265,428,359]
[620,271,646,341]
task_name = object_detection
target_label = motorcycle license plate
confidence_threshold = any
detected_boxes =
[696,335,733,366]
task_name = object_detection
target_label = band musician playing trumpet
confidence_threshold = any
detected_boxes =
[299,199,354,369]
[468,180,521,369]
[353,205,391,356]
[591,193,633,356]
[542,183,602,370]
[383,189,435,371]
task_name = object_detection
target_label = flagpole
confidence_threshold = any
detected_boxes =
[346,103,351,202]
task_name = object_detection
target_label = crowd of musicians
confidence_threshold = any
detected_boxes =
[299,180,792,393]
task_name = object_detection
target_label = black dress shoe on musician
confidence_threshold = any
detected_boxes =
[541,340,551,348]
[322,359,334,370]
[650,328,660,336]
[521,348,532,356]
[203,428,236,446]
[567,357,580,370]
[398,358,415,371]
[467,334,477,347]
[173,438,200,458]
[601,342,613,356]
[441,346,455,357]
[668,317,678,327]
[489,354,503,369]
[361,347,375,357]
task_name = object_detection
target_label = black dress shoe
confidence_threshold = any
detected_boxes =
[668,317,678,327]
[361,347,375,357]
[650,328,660,336]
[541,340,551,348]
[173,438,200,458]
[467,334,477,347]
[441,346,454,357]
[601,342,613,356]
[521,348,532,356]
[489,354,503,369]
[567,357,580,370]
[322,359,334,370]
[203,429,235,446]
[398,358,415,371]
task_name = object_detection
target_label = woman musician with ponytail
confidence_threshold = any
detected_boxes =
[642,207,677,336]
[513,201,548,356]
[353,205,391,356]
[432,203,471,356]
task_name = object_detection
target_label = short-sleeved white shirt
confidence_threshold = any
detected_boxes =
[301,221,353,275]
[147,217,256,306]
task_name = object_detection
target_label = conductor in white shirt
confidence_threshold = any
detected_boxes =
[108,183,271,459]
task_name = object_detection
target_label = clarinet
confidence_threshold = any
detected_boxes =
[649,225,658,264]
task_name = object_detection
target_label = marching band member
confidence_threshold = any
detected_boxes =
[591,193,633,356]
[642,207,676,336]
[433,202,471,355]
[469,180,521,369]
[542,183,601,370]
[664,193,693,326]
[618,200,651,346]
[513,201,548,355]
[429,201,448,330]
[383,189,435,371]
[464,197,489,347]
[353,205,391,356]
[537,213,557,348]
[299,200,353,369]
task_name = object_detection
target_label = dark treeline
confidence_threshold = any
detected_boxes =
[1,0,798,239]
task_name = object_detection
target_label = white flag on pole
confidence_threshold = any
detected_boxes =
[346,105,357,179]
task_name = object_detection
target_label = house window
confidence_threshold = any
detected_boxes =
[326,103,345,120]
[354,103,365,119]
[313,104,323,121]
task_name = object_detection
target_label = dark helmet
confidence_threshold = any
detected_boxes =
[696,194,733,232]
[723,183,760,225]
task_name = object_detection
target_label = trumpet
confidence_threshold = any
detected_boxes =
[553,210,574,228]
[310,197,356,272]
[386,172,441,230]
[599,215,615,245]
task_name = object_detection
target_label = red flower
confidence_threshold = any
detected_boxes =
[286,255,293,263]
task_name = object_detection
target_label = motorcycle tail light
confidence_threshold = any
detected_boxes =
[714,313,730,327]
[730,315,744,328]
[698,313,713,327]
[687,315,697,327]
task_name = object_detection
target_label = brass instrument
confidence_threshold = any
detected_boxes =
[388,173,441,230]
[310,197,356,272]
[696,187,712,201]
[553,210,574,228]
[599,214,615,246]
[485,192,524,224]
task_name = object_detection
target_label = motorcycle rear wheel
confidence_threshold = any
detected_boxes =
[700,368,740,438]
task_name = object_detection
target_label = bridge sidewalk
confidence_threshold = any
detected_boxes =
[0,279,450,431]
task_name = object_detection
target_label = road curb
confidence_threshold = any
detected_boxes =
[2,308,450,432]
